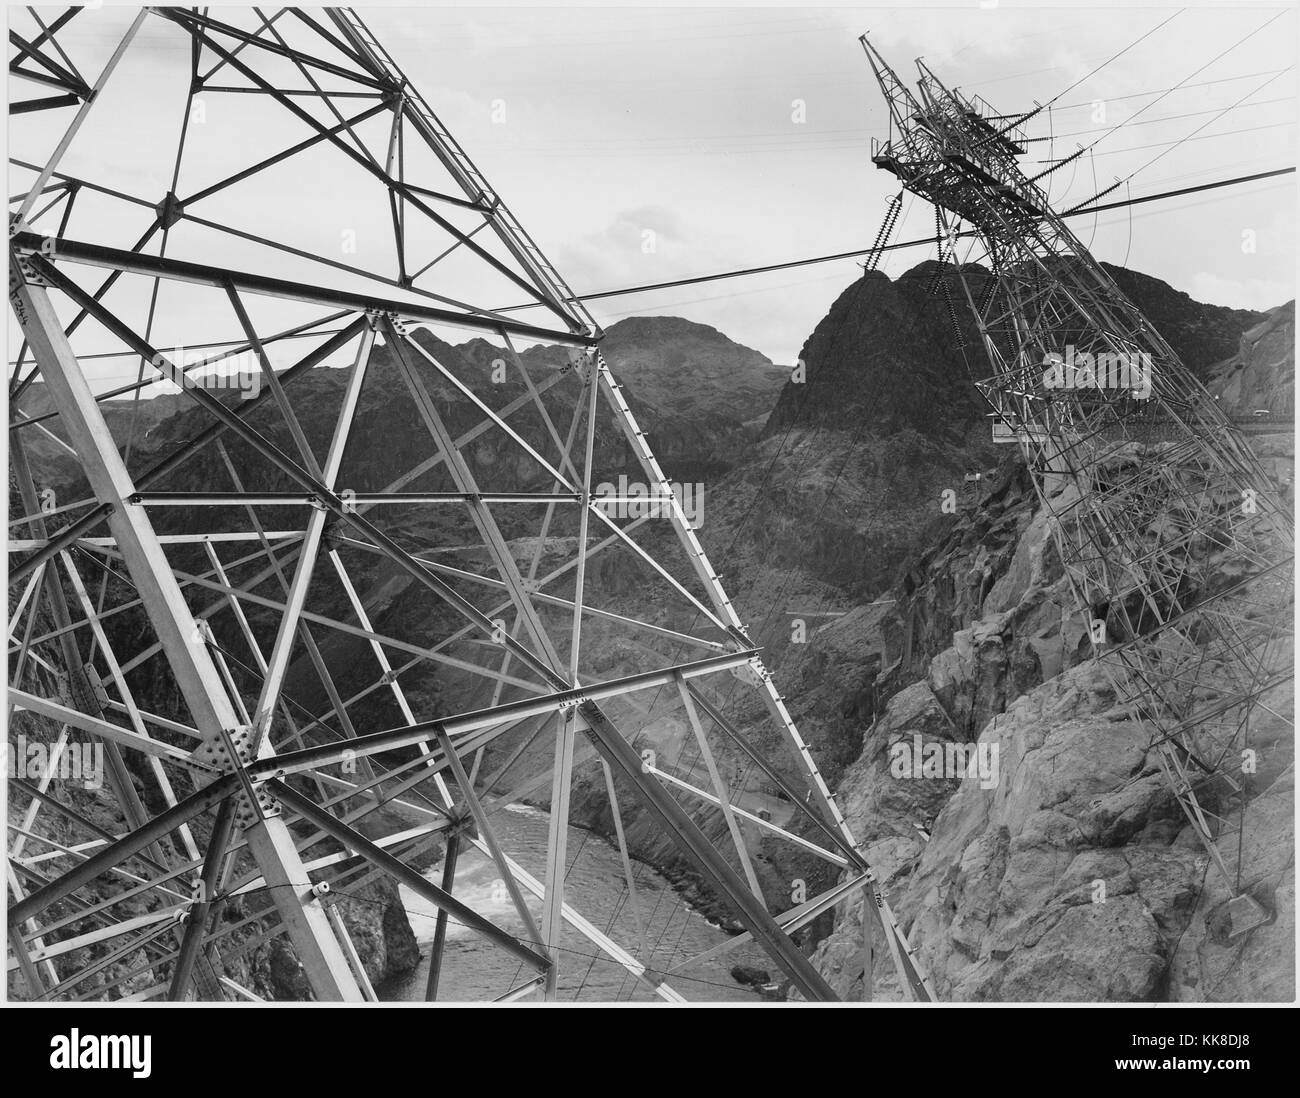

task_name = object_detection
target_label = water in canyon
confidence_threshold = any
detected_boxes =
[380,804,774,1002]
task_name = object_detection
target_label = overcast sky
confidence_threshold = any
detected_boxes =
[8,1,1297,379]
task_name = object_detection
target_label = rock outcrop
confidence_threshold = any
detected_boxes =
[807,644,1292,1002]
[1203,300,1294,415]
[726,258,1292,1004]
[798,367,1292,1002]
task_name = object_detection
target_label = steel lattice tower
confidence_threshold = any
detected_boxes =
[5,7,938,1003]
[862,37,1294,931]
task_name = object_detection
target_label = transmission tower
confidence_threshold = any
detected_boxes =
[861,36,1294,937]
[5,6,937,1003]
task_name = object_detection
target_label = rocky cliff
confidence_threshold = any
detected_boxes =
[1204,300,1295,417]
[791,293,1293,1002]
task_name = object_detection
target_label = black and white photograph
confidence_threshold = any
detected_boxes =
[2,0,1296,1066]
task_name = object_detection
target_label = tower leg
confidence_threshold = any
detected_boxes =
[8,270,363,1002]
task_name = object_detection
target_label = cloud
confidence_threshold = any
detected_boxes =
[1186,273,1295,312]
[556,205,699,293]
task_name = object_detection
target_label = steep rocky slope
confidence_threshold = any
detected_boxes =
[539,265,1284,948]
[1204,300,1295,417]
[791,300,1293,1002]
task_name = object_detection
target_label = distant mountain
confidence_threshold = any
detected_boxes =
[14,314,786,491]
[700,261,1003,615]
[704,260,1273,612]
[484,315,787,424]
[594,315,789,425]
[11,386,188,487]
[765,260,994,440]
[765,260,1265,441]
[1106,265,1263,375]
[451,315,789,480]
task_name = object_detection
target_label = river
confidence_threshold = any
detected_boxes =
[379,804,774,1002]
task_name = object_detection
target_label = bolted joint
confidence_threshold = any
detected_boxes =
[155,191,185,229]
[243,782,282,827]
[386,312,411,336]
[9,250,50,287]
[321,516,347,552]
[191,725,253,770]
[728,658,765,690]
[728,626,756,649]
[446,809,475,836]
[189,726,281,828]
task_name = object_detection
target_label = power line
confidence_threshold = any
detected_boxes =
[1043,118,1294,164]
[1009,67,1293,115]
[1116,69,1295,184]
[23,158,1288,382]
[1060,64,1293,213]
[19,165,1290,383]
[1045,10,1291,167]
[1029,96,1292,142]
[495,167,1294,313]
[481,83,1297,158]
[493,114,1293,159]
[993,8,1185,135]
